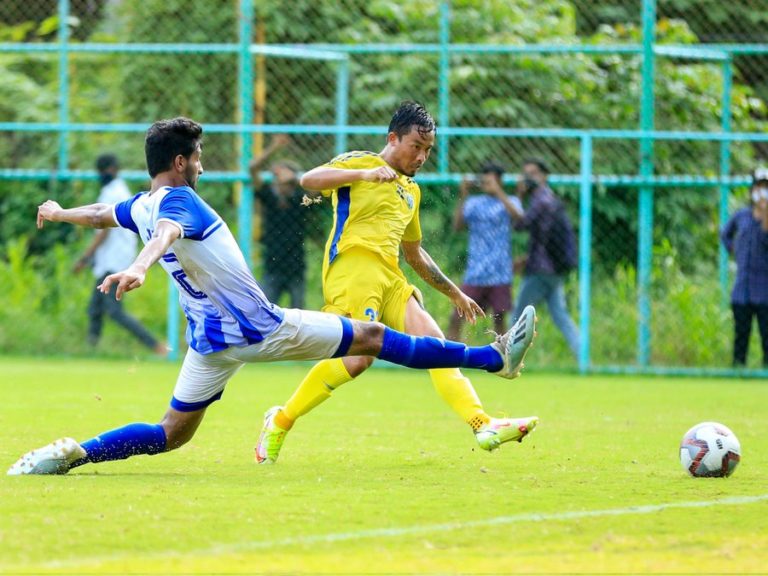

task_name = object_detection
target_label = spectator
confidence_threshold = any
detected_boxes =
[448,162,522,340]
[504,158,580,358]
[720,167,768,367]
[73,154,165,355]
[249,135,318,309]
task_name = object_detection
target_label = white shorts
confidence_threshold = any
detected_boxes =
[170,308,354,411]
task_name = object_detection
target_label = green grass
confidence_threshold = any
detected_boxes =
[1,357,767,574]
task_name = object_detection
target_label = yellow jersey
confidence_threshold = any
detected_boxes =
[321,151,422,272]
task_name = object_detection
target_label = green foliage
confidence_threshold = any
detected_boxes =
[0,235,168,356]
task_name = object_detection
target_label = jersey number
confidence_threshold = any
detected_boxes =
[364,307,378,322]
[172,270,207,300]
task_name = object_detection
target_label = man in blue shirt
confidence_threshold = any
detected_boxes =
[720,167,768,367]
[449,162,522,339]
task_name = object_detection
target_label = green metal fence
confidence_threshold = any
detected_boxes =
[2,0,767,376]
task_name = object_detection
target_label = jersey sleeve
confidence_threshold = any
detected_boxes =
[319,152,378,197]
[402,185,422,242]
[112,193,142,234]
[157,187,220,240]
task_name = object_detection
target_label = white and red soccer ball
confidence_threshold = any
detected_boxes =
[680,422,741,478]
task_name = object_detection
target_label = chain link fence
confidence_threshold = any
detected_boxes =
[1,0,767,374]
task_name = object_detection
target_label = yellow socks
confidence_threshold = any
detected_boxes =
[281,358,354,425]
[428,368,490,431]
[279,363,489,433]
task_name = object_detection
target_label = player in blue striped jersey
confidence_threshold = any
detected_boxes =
[8,117,536,475]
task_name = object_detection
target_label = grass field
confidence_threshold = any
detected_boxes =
[1,357,767,574]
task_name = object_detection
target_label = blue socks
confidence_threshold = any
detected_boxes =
[71,423,167,468]
[377,327,503,372]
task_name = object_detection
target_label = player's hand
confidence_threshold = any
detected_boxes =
[452,292,485,325]
[362,166,398,183]
[37,200,62,229]
[98,268,146,301]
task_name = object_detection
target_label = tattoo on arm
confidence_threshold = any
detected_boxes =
[425,260,451,289]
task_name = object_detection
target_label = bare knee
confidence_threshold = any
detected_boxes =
[346,321,385,356]
[159,408,206,451]
[344,355,374,377]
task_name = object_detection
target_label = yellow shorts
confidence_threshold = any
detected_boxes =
[322,247,422,332]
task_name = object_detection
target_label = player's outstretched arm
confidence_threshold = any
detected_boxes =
[401,240,484,324]
[300,165,398,191]
[37,200,117,230]
[98,220,181,301]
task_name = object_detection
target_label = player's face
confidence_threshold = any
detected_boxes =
[390,127,434,177]
[183,145,204,190]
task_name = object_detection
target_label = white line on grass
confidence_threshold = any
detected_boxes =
[213,493,768,552]
[28,493,768,569]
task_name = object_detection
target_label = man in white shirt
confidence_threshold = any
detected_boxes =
[74,154,164,354]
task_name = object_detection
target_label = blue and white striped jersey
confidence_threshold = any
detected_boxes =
[113,185,284,355]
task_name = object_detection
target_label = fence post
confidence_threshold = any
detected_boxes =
[57,0,69,173]
[578,134,593,373]
[438,0,451,174]
[335,57,350,156]
[637,0,656,367]
[238,0,254,265]
[718,56,733,306]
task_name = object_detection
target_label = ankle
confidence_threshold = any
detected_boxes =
[274,409,295,430]
[468,413,491,431]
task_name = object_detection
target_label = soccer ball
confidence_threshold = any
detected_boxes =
[679,422,741,478]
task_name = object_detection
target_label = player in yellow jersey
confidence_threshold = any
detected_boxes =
[255,101,538,463]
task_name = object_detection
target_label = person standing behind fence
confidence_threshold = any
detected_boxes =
[448,162,521,340]
[504,158,580,358]
[249,134,317,309]
[720,167,768,367]
[73,154,165,355]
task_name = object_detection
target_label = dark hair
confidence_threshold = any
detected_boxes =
[145,117,203,177]
[523,157,551,175]
[388,100,436,138]
[95,153,119,173]
[480,161,504,181]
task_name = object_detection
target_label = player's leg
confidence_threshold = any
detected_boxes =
[256,250,383,463]
[252,302,537,463]
[401,296,537,449]
[7,348,242,475]
[255,353,371,464]
[731,303,752,366]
